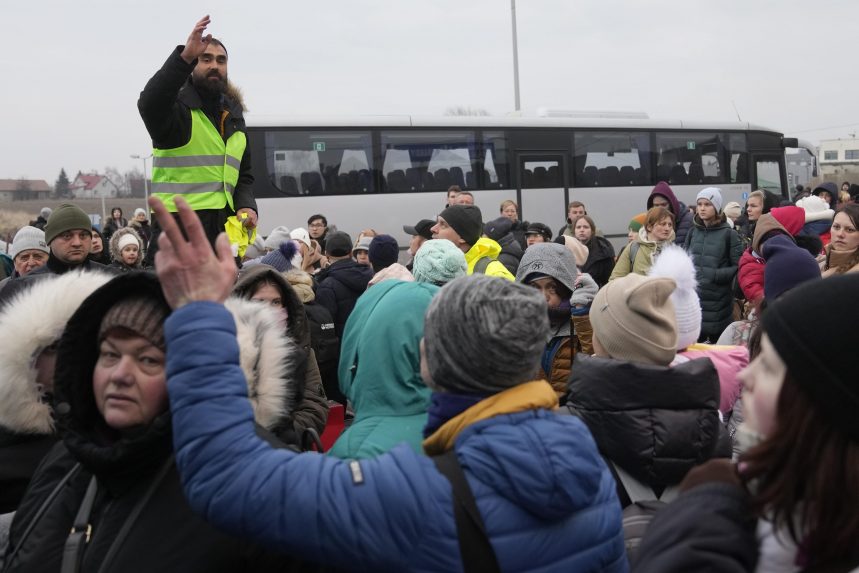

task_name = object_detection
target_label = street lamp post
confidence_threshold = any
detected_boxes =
[130,153,152,210]
[510,0,521,112]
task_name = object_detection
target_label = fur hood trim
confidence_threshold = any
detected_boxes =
[224,296,297,429]
[108,227,143,268]
[225,82,246,112]
[0,271,113,433]
[284,269,315,303]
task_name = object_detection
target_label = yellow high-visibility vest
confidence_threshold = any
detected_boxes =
[151,109,246,212]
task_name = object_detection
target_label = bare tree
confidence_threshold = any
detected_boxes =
[104,166,129,197]
[444,106,491,117]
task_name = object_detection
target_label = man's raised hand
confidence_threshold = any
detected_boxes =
[149,196,237,309]
[180,15,212,64]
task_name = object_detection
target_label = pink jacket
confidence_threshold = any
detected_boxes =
[673,344,749,414]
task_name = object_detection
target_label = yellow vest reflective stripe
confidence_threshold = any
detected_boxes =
[151,109,246,212]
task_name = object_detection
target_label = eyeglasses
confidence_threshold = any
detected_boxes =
[309,222,325,228]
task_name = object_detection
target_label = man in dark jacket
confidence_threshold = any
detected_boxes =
[0,204,113,308]
[138,15,256,266]
[315,231,373,338]
[647,181,694,246]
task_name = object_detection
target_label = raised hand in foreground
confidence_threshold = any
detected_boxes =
[148,196,236,309]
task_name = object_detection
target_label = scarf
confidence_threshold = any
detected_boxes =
[423,392,486,438]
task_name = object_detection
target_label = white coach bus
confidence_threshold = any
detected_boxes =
[247,115,815,248]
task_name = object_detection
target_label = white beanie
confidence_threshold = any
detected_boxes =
[264,226,292,251]
[289,228,312,249]
[133,208,147,218]
[696,187,723,214]
[11,226,49,259]
[796,195,835,223]
[648,244,701,350]
[118,233,140,251]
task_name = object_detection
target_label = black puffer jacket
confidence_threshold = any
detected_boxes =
[683,215,743,341]
[3,274,294,572]
[565,354,723,504]
[315,258,373,338]
[582,235,616,287]
[496,232,524,275]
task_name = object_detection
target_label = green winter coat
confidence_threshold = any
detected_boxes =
[683,214,744,341]
[609,227,675,281]
[328,280,440,459]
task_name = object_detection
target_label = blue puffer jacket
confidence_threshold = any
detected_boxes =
[166,302,628,573]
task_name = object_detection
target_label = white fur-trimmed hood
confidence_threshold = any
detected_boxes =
[224,296,298,430]
[0,271,113,434]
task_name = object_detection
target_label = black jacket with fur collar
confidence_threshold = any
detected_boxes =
[3,274,294,572]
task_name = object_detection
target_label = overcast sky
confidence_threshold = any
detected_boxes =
[2,0,857,183]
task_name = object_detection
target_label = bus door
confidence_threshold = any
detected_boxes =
[516,153,568,231]
[750,153,786,199]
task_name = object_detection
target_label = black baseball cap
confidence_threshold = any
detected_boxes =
[403,219,434,241]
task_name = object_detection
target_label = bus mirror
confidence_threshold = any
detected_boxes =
[782,137,798,148]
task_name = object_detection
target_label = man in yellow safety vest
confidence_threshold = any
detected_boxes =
[138,15,257,266]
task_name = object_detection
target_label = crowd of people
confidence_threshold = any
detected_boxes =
[0,15,856,572]
[0,176,855,572]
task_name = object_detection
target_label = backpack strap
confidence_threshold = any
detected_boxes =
[610,460,680,503]
[432,449,500,573]
[6,463,82,567]
[473,256,492,275]
[61,475,98,573]
[628,242,641,268]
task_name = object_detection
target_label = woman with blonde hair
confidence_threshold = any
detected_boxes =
[500,199,529,249]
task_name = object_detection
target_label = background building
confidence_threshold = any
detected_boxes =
[818,138,859,184]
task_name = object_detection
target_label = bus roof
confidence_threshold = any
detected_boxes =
[245,114,781,134]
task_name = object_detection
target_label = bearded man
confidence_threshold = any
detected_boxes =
[138,15,257,266]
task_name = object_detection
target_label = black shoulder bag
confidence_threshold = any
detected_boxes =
[432,449,500,573]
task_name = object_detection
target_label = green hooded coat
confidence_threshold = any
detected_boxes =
[328,280,439,459]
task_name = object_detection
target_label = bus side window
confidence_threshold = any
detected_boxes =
[573,131,651,188]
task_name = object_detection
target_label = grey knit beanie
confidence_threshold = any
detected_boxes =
[263,226,292,251]
[423,275,548,394]
[11,226,49,259]
[413,239,467,286]
[515,242,578,293]
[98,295,170,350]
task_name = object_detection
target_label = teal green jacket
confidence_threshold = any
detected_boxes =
[328,280,439,459]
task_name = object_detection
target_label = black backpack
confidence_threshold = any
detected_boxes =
[608,460,679,565]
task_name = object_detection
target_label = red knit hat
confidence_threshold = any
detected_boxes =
[769,206,805,236]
